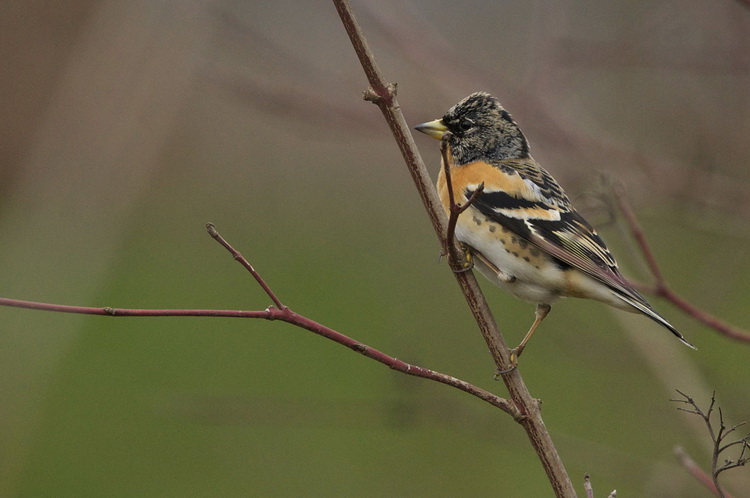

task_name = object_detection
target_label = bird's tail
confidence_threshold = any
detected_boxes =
[617,292,697,349]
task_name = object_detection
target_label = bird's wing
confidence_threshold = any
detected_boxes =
[464,158,640,301]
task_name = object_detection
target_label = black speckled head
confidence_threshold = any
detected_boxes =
[440,92,529,164]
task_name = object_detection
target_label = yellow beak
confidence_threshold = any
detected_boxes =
[414,119,447,140]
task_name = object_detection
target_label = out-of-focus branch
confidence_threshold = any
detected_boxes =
[331,1,576,496]
[359,2,750,222]
[613,185,750,344]
[674,446,728,497]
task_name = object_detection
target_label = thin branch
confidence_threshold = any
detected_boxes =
[582,473,617,498]
[331,1,576,496]
[613,185,750,343]
[440,134,484,264]
[583,474,594,498]
[672,391,749,497]
[0,227,520,419]
[0,299,267,318]
[611,185,664,282]
[206,222,286,310]
[205,225,518,418]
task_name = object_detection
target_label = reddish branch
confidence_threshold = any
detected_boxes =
[0,225,517,419]
[674,447,731,498]
[613,186,750,343]
[206,223,285,310]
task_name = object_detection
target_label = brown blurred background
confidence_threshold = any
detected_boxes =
[1,1,749,496]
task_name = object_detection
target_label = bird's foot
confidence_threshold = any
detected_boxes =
[451,242,474,273]
[494,346,524,377]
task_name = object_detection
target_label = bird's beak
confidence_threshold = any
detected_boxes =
[414,119,448,140]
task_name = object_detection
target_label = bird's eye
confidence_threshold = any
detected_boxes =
[458,118,473,131]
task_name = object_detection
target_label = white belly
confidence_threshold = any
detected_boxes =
[454,215,567,305]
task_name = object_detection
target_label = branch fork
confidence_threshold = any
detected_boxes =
[672,390,749,497]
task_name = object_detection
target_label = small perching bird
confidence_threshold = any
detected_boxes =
[415,92,695,366]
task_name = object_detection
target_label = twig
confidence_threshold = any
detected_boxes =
[0,225,521,419]
[440,135,484,264]
[582,473,616,498]
[332,1,576,496]
[613,185,750,343]
[583,474,594,498]
[672,390,749,497]
[206,222,286,310]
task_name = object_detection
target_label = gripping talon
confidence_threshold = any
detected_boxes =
[494,348,521,377]
[457,242,474,271]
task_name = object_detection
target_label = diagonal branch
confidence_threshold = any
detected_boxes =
[674,446,730,498]
[332,1,576,496]
[207,222,286,310]
[613,185,750,344]
[203,224,518,418]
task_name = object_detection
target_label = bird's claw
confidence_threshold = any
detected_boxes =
[494,346,524,378]
[452,242,474,273]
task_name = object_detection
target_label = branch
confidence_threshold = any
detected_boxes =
[582,474,616,498]
[440,135,484,265]
[672,390,748,497]
[612,185,750,343]
[206,223,285,310]
[332,1,576,496]
[0,225,519,419]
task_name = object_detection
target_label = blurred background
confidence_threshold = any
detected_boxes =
[1,0,749,496]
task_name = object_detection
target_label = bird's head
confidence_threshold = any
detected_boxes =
[415,92,529,164]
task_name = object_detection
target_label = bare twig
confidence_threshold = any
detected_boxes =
[0,225,520,418]
[672,390,749,497]
[206,222,286,310]
[332,1,576,496]
[440,134,485,264]
[613,185,750,343]
[583,474,594,498]
[582,474,616,498]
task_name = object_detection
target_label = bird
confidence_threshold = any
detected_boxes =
[415,92,695,367]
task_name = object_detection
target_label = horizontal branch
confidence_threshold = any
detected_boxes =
[0,298,269,318]
[0,296,518,419]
